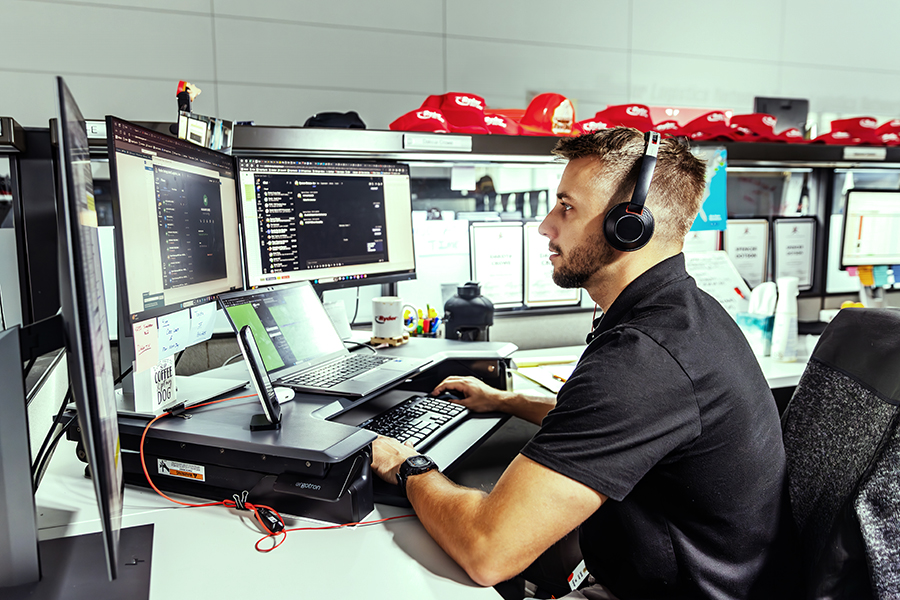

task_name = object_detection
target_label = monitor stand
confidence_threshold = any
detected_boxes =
[5,525,153,600]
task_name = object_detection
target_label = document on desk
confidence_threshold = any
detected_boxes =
[515,364,576,393]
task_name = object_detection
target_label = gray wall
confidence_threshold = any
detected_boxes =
[3,0,900,131]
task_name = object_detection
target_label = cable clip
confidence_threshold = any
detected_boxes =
[232,490,250,511]
[168,403,191,419]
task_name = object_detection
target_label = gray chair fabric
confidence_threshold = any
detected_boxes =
[782,308,900,599]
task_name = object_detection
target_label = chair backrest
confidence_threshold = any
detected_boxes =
[782,308,900,599]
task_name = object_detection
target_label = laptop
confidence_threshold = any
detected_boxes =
[219,282,431,397]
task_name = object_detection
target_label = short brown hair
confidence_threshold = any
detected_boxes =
[553,127,707,248]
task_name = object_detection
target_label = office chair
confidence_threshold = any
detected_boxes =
[781,307,900,599]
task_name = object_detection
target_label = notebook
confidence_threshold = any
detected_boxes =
[218,282,430,397]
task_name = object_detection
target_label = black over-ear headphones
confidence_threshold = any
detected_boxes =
[603,130,661,252]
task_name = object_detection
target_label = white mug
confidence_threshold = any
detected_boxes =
[372,297,417,339]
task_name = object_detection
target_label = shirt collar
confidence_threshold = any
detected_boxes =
[586,253,690,344]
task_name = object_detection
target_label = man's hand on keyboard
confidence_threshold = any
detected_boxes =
[432,376,509,413]
[371,435,418,484]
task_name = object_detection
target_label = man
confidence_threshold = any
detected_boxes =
[371,127,795,599]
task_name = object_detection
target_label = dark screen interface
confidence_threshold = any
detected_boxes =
[255,174,388,275]
[154,165,227,289]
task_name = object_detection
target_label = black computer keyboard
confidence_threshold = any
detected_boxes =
[281,354,392,388]
[360,395,469,450]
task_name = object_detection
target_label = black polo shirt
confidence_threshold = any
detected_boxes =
[521,254,796,600]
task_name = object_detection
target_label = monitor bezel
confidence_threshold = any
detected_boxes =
[55,76,123,581]
[233,156,416,294]
[105,115,244,333]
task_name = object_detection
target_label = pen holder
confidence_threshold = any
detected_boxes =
[736,312,774,357]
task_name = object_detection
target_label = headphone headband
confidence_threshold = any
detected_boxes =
[627,131,661,214]
[603,130,660,252]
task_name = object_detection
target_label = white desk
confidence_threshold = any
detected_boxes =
[35,437,499,599]
[513,337,814,391]
[31,338,516,599]
[31,336,811,598]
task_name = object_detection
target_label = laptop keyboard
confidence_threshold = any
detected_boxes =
[281,354,393,389]
[359,395,469,450]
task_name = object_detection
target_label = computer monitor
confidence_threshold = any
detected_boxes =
[839,189,900,268]
[106,116,243,329]
[235,157,416,292]
[55,77,124,579]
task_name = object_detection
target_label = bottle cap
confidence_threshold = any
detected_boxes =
[776,276,799,299]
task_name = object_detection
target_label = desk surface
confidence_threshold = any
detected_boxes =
[35,447,497,599]
[33,336,811,598]
[513,337,814,391]
[36,338,512,599]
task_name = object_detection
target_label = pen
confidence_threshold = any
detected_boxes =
[734,287,746,300]
[552,374,567,382]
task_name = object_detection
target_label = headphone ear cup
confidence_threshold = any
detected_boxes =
[603,203,655,252]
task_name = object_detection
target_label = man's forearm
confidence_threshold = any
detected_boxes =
[406,470,532,586]
[496,390,556,425]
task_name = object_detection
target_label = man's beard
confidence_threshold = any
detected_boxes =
[550,231,615,289]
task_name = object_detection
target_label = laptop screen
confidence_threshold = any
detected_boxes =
[219,281,345,373]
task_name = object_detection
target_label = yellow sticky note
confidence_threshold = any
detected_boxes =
[858,266,875,286]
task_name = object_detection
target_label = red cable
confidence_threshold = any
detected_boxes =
[139,394,416,552]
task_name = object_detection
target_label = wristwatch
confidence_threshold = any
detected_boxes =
[396,455,438,496]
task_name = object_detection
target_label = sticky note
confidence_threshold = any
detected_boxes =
[158,309,191,358]
[847,267,858,277]
[858,266,875,286]
[133,319,159,373]
[189,303,218,345]
[873,265,889,288]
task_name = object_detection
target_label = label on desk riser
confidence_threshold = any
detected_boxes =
[158,459,206,482]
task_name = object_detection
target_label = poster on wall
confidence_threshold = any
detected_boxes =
[470,222,524,307]
[773,217,816,291]
[689,146,727,232]
[724,219,769,289]
[523,222,580,307]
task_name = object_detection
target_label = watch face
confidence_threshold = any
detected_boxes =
[408,455,431,468]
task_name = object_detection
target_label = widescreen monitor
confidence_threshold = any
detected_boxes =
[55,77,124,580]
[106,117,243,329]
[236,157,416,291]
[840,189,900,268]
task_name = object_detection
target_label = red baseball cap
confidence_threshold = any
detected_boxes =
[729,113,779,142]
[389,107,452,133]
[520,93,576,136]
[876,119,900,135]
[776,128,806,143]
[875,119,900,145]
[593,104,653,131]
[812,117,880,145]
[652,120,683,136]
[573,117,610,135]
[679,111,735,141]
[811,130,861,145]
[439,92,489,134]
[483,112,522,135]
[879,132,900,146]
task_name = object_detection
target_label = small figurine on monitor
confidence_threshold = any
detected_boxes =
[176,80,202,113]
